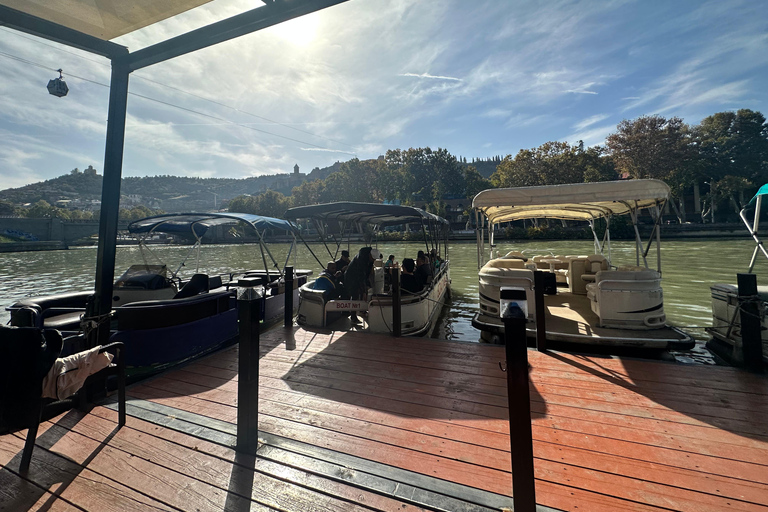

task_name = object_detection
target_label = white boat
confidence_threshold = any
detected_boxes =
[471,180,694,350]
[707,185,768,366]
[284,202,451,336]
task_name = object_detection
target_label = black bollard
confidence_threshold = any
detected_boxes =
[533,271,547,352]
[237,277,263,454]
[392,265,401,337]
[500,287,536,512]
[737,273,763,372]
[284,266,294,328]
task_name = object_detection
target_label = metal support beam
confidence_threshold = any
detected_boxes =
[88,58,130,348]
[0,5,127,59]
[128,0,349,71]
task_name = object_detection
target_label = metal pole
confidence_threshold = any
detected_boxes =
[737,273,763,372]
[237,277,262,454]
[500,299,537,512]
[392,266,401,337]
[88,57,130,348]
[284,266,294,328]
[533,271,547,352]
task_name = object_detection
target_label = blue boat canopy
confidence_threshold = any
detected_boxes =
[747,184,768,207]
[127,212,295,238]
[284,202,449,228]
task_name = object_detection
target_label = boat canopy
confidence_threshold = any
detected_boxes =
[473,179,670,225]
[284,202,449,229]
[128,212,295,238]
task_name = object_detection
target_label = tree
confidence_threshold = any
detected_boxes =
[463,166,491,199]
[606,115,692,180]
[606,115,695,221]
[490,141,599,188]
[693,109,768,218]
[291,180,325,207]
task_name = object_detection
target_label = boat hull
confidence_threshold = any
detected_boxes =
[297,264,451,337]
[707,283,768,365]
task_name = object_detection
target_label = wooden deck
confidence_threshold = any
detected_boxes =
[2,326,768,511]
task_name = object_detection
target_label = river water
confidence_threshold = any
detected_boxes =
[0,239,760,362]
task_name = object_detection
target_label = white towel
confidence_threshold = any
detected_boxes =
[41,346,114,400]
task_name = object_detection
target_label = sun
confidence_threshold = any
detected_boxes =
[268,14,319,47]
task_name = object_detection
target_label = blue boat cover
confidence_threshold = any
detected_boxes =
[747,184,768,207]
[127,212,295,237]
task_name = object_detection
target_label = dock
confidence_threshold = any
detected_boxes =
[2,326,768,511]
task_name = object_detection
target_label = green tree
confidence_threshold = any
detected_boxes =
[693,109,768,219]
[463,166,491,198]
[490,141,597,188]
[291,180,325,207]
[606,115,691,181]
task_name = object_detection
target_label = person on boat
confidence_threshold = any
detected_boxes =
[344,247,381,323]
[384,255,396,269]
[429,248,443,270]
[334,250,351,274]
[383,254,396,287]
[415,253,433,288]
[313,261,341,299]
[400,258,423,294]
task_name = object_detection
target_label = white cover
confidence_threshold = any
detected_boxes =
[472,179,670,225]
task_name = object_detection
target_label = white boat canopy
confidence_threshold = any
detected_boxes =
[472,179,670,225]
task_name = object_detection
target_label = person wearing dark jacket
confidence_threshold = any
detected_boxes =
[334,250,351,274]
[400,258,422,294]
[344,247,381,323]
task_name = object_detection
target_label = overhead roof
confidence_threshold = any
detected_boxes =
[284,202,450,228]
[128,212,295,237]
[473,179,670,224]
[0,0,214,40]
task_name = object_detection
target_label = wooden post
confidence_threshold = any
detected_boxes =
[284,266,294,328]
[737,273,763,372]
[237,277,262,454]
[392,265,401,337]
[533,271,547,352]
[500,289,536,512]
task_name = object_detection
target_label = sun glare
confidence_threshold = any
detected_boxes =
[268,15,319,46]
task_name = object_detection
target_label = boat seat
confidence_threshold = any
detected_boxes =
[174,273,209,299]
[502,251,527,262]
[484,258,528,270]
[586,270,665,329]
[208,275,223,290]
[581,254,609,283]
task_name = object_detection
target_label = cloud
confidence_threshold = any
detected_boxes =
[563,123,616,148]
[399,72,462,81]
[573,114,610,131]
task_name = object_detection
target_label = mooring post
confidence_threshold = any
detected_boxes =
[500,287,536,512]
[284,266,294,328]
[533,271,547,352]
[237,277,263,454]
[392,265,401,337]
[737,273,763,372]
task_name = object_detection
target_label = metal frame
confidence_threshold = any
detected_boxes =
[1,0,349,347]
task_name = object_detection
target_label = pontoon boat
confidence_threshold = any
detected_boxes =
[472,180,694,350]
[284,202,450,336]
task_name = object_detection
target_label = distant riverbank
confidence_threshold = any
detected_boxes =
[0,222,752,252]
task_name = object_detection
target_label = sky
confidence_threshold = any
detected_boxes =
[0,0,766,190]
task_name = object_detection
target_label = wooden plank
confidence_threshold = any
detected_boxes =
[59,408,438,512]
[0,428,177,511]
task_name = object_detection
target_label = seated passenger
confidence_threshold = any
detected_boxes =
[400,258,423,294]
[384,254,396,269]
[313,261,341,299]
[415,254,433,288]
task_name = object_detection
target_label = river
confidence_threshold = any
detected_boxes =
[0,239,759,360]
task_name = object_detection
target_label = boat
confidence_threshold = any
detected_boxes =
[6,212,310,377]
[707,185,768,366]
[471,179,695,350]
[284,202,451,336]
